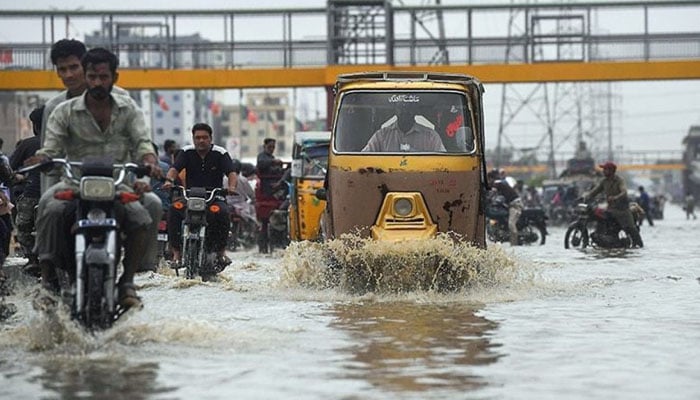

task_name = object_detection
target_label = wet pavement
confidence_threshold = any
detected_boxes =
[0,204,699,399]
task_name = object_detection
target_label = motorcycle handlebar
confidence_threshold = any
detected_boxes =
[172,185,228,202]
[17,158,145,187]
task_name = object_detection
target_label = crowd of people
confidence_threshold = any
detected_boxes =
[0,39,288,314]
[485,161,682,248]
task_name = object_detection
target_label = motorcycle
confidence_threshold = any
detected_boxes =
[19,157,149,330]
[267,180,290,251]
[564,201,644,249]
[171,186,229,280]
[268,207,290,251]
[227,196,258,251]
[486,196,548,245]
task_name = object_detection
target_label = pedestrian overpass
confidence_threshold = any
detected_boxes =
[1,1,700,90]
[0,1,697,174]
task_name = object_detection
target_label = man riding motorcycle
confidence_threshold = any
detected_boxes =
[29,48,162,309]
[582,161,643,248]
[486,169,522,246]
[162,123,237,267]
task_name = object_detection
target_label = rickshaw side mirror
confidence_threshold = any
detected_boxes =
[315,188,327,200]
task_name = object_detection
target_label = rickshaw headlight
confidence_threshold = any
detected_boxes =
[393,198,414,217]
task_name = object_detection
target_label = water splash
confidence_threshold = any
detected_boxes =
[1,307,233,354]
[281,233,525,294]
[106,318,229,346]
[14,304,96,353]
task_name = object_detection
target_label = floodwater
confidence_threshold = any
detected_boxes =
[0,205,699,399]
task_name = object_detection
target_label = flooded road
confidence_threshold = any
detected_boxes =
[1,204,699,399]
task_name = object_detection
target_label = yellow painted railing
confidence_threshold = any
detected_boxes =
[3,60,700,90]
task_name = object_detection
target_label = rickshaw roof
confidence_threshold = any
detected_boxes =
[335,71,482,92]
[294,131,331,146]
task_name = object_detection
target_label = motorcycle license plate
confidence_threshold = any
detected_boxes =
[157,233,168,241]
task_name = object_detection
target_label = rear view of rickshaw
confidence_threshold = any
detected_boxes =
[318,71,488,246]
[288,131,330,241]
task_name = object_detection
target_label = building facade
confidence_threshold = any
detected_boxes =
[219,91,295,162]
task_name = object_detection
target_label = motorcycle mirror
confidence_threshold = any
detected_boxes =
[315,188,327,201]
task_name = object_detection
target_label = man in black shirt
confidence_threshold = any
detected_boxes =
[163,123,237,267]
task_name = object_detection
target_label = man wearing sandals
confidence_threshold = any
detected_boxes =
[28,48,162,309]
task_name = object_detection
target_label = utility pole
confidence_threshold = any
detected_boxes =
[607,81,613,161]
[497,0,607,178]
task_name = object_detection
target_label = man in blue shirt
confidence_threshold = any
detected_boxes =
[637,186,654,227]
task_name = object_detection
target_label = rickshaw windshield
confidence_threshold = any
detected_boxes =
[334,90,474,154]
[301,144,328,177]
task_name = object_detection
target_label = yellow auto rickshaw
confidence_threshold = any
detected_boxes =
[288,131,330,241]
[318,71,488,246]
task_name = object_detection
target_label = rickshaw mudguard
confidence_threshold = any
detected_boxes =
[371,225,438,241]
[369,191,439,241]
[325,155,484,246]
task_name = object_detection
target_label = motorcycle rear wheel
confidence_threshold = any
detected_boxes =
[564,225,589,249]
[518,224,547,245]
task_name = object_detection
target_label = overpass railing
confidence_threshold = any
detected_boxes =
[1,1,699,70]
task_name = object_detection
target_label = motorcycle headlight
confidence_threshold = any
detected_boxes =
[80,177,115,201]
[187,198,207,212]
[393,198,414,217]
[86,208,107,221]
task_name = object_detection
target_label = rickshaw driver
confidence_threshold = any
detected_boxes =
[361,99,446,153]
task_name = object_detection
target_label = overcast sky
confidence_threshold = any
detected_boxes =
[1,0,699,158]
